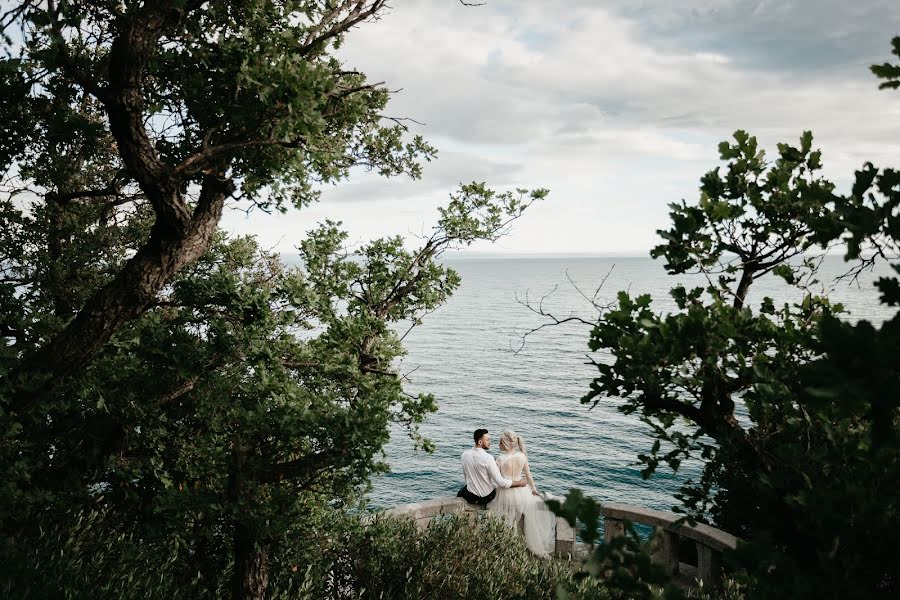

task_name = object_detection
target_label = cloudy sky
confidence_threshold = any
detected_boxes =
[221,0,900,256]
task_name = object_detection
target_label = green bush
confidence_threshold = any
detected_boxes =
[685,579,747,600]
[5,508,617,600]
[292,512,610,600]
[2,507,219,599]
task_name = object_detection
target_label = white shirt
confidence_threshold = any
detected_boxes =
[461,447,513,497]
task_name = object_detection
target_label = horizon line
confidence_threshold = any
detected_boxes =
[279,250,655,259]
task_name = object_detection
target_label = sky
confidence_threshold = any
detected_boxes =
[221,0,900,256]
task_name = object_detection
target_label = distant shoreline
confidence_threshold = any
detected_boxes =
[438,253,652,260]
[279,251,856,262]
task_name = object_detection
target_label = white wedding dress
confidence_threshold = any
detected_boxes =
[487,450,556,557]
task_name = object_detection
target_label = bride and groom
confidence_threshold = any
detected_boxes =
[457,428,556,557]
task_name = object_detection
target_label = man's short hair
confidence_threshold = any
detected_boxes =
[473,428,489,443]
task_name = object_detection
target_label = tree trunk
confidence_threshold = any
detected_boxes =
[9,175,232,414]
[5,5,234,412]
[232,523,271,600]
[229,435,270,600]
[733,268,754,309]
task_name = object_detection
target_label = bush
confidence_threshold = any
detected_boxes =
[2,507,219,600]
[4,507,616,600]
[292,512,610,600]
[686,578,747,600]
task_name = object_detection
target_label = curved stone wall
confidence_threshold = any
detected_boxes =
[384,496,740,589]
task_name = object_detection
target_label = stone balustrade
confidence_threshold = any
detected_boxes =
[384,496,739,589]
[601,502,739,588]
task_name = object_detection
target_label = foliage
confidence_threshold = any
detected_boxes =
[871,36,900,90]
[0,179,544,598]
[2,0,432,208]
[7,509,613,600]
[0,2,549,599]
[548,491,683,600]
[649,128,837,306]
[307,512,612,600]
[573,37,900,600]
[0,0,440,405]
[685,579,747,600]
[5,506,209,600]
[581,131,898,599]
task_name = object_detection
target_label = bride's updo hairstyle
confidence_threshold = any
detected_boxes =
[499,430,526,454]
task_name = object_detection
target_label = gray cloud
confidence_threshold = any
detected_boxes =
[223,0,900,255]
[341,1,900,155]
[604,0,900,74]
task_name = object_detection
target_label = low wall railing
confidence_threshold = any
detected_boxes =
[601,502,739,588]
[384,497,739,589]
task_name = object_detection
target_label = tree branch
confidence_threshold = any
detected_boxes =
[512,265,616,353]
[8,174,232,415]
[256,449,337,484]
[172,137,307,180]
[45,0,108,100]
[298,1,388,56]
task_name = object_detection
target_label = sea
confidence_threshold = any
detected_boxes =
[365,255,896,511]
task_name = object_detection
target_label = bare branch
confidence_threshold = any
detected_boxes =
[298,1,389,57]
[511,266,617,354]
[565,265,615,311]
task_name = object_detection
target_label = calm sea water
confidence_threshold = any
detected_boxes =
[367,255,895,511]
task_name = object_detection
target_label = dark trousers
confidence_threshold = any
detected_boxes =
[457,485,496,508]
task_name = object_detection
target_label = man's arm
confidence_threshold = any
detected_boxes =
[487,458,525,488]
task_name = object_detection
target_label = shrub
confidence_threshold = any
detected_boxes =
[5,508,616,600]
[292,512,611,600]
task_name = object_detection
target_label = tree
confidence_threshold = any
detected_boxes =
[571,38,900,599]
[1,148,545,599]
[0,0,433,409]
[0,2,550,598]
[4,184,544,598]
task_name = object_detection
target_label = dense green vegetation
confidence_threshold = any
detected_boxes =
[7,508,681,600]
[0,2,547,598]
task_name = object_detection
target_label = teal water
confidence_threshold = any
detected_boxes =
[367,255,895,511]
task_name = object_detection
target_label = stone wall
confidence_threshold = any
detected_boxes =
[385,496,741,589]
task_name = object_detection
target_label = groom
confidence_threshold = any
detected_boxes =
[457,428,526,507]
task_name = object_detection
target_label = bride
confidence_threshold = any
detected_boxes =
[488,430,556,557]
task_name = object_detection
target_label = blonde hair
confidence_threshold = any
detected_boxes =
[499,430,526,454]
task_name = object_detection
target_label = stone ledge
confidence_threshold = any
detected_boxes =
[384,497,738,556]
[384,497,580,558]
[601,503,738,552]
[384,497,475,521]
[382,496,740,588]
